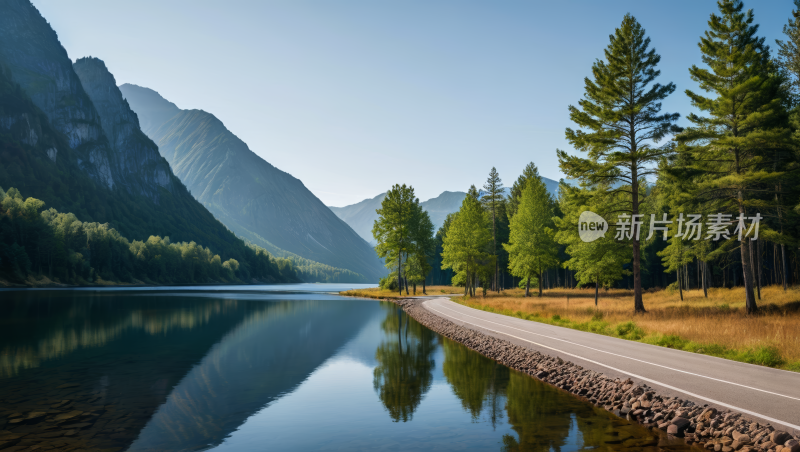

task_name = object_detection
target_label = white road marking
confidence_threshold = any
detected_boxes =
[430,301,800,402]
[425,301,800,431]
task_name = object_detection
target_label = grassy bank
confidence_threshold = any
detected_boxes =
[451,285,800,372]
[340,285,462,299]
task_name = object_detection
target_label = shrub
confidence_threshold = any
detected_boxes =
[614,321,645,340]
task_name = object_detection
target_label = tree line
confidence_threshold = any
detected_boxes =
[375,0,800,314]
[0,187,300,285]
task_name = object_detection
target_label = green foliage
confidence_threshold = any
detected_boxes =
[481,167,505,291]
[442,191,493,296]
[557,14,679,312]
[373,184,436,293]
[614,321,645,340]
[554,183,630,298]
[776,0,800,98]
[672,0,793,312]
[504,178,560,297]
[0,187,297,285]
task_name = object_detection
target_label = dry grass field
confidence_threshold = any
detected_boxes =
[340,285,462,299]
[450,285,800,371]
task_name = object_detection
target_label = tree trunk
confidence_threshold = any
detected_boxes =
[781,243,788,291]
[525,276,530,298]
[739,203,757,314]
[594,276,599,307]
[398,254,402,295]
[538,271,543,297]
[750,240,760,300]
[678,270,683,301]
[702,261,708,298]
[422,279,426,295]
[631,169,645,312]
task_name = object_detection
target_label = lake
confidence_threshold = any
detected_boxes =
[0,285,690,451]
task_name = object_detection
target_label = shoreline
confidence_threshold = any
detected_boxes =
[385,296,800,452]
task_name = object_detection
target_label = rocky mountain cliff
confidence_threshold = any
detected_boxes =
[0,0,115,189]
[120,84,386,281]
[0,0,296,281]
[73,57,174,199]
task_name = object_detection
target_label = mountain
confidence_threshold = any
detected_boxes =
[330,180,561,244]
[119,84,385,282]
[328,193,387,246]
[0,0,295,283]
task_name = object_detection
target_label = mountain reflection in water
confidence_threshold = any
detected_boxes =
[0,289,691,451]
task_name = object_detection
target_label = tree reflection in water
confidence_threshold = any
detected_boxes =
[442,336,508,425]
[372,304,437,422]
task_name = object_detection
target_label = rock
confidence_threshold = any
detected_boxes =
[701,408,718,420]
[772,433,792,446]
[25,412,46,420]
[784,439,800,452]
[672,417,692,431]
[53,411,82,421]
[668,424,679,434]
[39,431,63,438]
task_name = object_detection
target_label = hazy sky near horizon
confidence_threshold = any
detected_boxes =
[32,0,794,206]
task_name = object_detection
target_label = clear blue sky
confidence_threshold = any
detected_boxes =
[31,0,795,206]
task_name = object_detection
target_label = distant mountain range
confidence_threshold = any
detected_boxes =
[120,84,386,281]
[330,178,560,245]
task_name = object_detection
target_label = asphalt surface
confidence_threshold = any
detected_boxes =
[421,296,800,434]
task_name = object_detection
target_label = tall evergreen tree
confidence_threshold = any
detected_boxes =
[482,167,505,291]
[777,0,800,98]
[373,184,418,294]
[408,205,436,295]
[504,178,560,297]
[507,162,542,219]
[557,14,679,313]
[673,0,792,313]
[442,193,492,297]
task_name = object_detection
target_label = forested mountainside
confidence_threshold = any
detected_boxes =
[0,0,297,284]
[330,182,558,245]
[0,187,297,285]
[120,83,385,281]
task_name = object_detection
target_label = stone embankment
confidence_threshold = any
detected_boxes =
[393,298,800,452]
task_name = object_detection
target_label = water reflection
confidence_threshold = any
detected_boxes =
[372,306,437,422]
[442,337,509,424]
[128,298,374,451]
[0,291,690,452]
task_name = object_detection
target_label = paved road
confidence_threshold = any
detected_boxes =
[421,297,800,433]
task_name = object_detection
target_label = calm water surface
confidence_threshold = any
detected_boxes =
[0,286,691,451]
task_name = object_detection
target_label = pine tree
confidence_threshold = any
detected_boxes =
[554,182,630,305]
[373,184,418,294]
[673,0,792,314]
[777,0,800,98]
[442,193,492,297]
[504,178,559,297]
[774,0,800,291]
[409,204,436,295]
[481,167,504,291]
[557,14,679,313]
[507,162,542,219]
